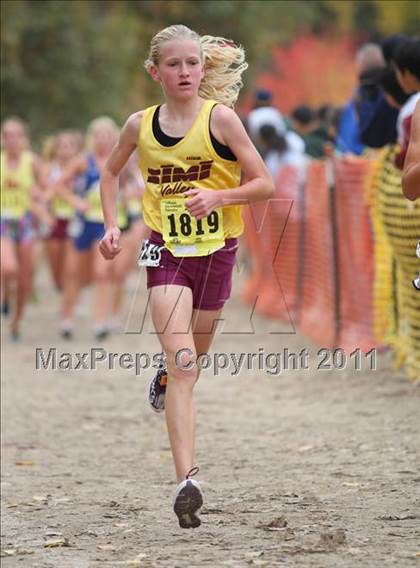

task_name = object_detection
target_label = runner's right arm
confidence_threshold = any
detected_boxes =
[99,112,141,260]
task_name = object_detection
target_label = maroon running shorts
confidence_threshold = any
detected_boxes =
[146,231,238,310]
[48,218,69,240]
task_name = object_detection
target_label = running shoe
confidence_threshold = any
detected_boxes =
[148,368,167,412]
[60,320,74,340]
[1,301,10,316]
[10,329,20,342]
[94,324,110,341]
[173,467,203,529]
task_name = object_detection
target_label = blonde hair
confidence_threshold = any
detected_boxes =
[144,24,248,108]
[1,116,29,136]
[86,116,119,149]
[42,130,85,161]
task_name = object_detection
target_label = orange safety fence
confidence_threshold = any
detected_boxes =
[241,202,269,308]
[299,161,339,349]
[241,157,380,353]
[271,166,302,325]
[334,158,376,352]
[242,167,300,326]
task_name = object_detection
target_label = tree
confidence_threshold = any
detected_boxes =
[1,0,414,143]
[1,1,143,141]
[250,34,357,114]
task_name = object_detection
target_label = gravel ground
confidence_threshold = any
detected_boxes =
[1,261,420,567]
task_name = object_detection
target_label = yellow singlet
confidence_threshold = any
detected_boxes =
[139,100,243,256]
[1,151,34,220]
[127,196,142,218]
[84,177,127,228]
[48,164,74,220]
[65,154,126,228]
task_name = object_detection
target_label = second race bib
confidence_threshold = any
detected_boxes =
[84,181,127,228]
[160,198,225,257]
[138,239,164,267]
[84,182,104,223]
[52,196,74,220]
[1,189,30,220]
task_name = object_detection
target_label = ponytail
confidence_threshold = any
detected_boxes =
[199,35,248,107]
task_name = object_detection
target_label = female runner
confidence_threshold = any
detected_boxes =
[1,117,50,339]
[99,25,274,527]
[43,130,82,291]
[54,117,129,339]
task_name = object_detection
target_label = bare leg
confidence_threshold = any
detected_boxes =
[188,308,222,459]
[92,243,112,328]
[149,285,197,483]
[61,246,86,322]
[12,242,35,332]
[1,237,18,286]
[44,239,62,290]
[110,232,132,323]
[191,308,222,362]
[1,237,18,318]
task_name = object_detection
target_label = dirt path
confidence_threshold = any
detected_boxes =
[1,262,420,567]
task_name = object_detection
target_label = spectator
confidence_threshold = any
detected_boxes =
[247,89,306,165]
[381,34,409,64]
[247,89,287,148]
[258,123,288,178]
[359,36,411,149]
[259,123,307,177]
[393,38,420,169]
[336,42,400,153]
[290,105,329,159]
[379,66,410,111]
[318,105,342,145]
[290,105,315,136]
[394,37,420,94]
[402,100,420,201]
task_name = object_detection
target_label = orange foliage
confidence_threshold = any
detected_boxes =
[244,34,358,114]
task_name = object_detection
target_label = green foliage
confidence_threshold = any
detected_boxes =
[1,0,415,145]
[353,0,380,38]
[1,0,143,140]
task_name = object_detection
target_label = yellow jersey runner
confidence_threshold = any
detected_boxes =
[1,151,34,220]
[139,99,243,257]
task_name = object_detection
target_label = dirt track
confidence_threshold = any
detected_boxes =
[1,257,420,567]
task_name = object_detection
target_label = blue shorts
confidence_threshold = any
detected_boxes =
[71,218,104,252]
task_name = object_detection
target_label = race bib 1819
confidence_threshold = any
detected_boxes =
[160,198,225,257]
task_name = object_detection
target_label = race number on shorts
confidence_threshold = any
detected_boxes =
[138,239,164,268]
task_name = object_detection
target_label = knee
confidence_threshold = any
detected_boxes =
[93,268,109,283]
[168,366,198,389]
